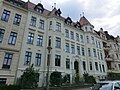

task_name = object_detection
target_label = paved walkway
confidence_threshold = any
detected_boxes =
[72,87,90,90]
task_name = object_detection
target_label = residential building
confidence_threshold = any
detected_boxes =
[0,0,27,84]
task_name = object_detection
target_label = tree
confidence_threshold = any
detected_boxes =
[75,73,80,84]
[18,64,39,89]
[50,71,62,86]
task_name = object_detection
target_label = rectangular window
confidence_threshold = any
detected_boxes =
[65,43,70,53]
[76,33,79,41]
[93,48,97,57]
[56,37,61,48]
[27,32,34,44]
[102,64,105,72]
[1,9,10,22]
[71,44,75,54]
[13,14,21,25]
[88,48,91,56]
[56,22,61,32]
[99,64,102,72]
[49,21,52,30]
[100,52,103,60]
[30,16,36,27]
[70,31,74,40]
[91,36,94,44]
[99,42,101,49]
[65,29,69,38]
[90,62,92,70]
[98,52,100,60]
[80,35,84,43]
[24,51,32,65]
[86,36,89,43]
[83,61,86,70]
[39,19,44,29]
[77,46,80,55]
[95,62,98,70]
[66,58,70,69]
[55,55,61,66]
[35,53,41,66]
[8,32,17,45]
[0,78,6,84]
[81,47,85,56]
[37,35,43,46]
[2,53,13,69]
[0,29,5,43]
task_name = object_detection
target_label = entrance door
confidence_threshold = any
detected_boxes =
[74,61,79,73]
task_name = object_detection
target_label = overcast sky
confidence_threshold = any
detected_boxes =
[23,0,120,37]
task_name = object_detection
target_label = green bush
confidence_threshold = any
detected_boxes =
[0,85,21,90]
[107,72,120,80]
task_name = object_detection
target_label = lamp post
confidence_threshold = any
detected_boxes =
[46,46,52,90]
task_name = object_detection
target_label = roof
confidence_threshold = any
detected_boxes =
[79,16,94,27]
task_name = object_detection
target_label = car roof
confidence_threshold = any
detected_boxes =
[98,80,120,84]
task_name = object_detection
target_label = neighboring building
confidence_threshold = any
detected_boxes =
[0,0,27,84]
[96,29,120,73]
[0,0,119,87]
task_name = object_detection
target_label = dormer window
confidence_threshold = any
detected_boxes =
[74,22,81,29]
[34,3,44,13]
[55,8,61,16]
[65,17,72,25]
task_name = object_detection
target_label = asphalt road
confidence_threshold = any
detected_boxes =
[72,87,90,90]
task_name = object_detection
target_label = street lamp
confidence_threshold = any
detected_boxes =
[46,36,52,90]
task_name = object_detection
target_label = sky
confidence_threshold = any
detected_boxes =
[23,0,120,37]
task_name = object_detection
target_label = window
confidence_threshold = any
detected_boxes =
[99,64,102,72]
[95,62,98,70]
[77,46,80,55]
[81,47,85,56]
[80,35,84,43]
[90,62,92,70]
[85,27,87,31]
[39,19,44,29]
[2,53,13,69]
[83,61,86,70]
[0,29,5,43]
[55,55,61,66]
[1,9,10,22]
[76,33,79,41]
[24,51,32,65]
[86,36,89,43]
[27,32,34,44]
[37,35,43,46]
[30,16,36,27]
[65,43,70,53]
[88,48,91,56]
[0,78,6,84]
[49,21,52,30]
[8,32,17,45]
[96,41,98,48]
[100,52,103,60]
[66,58,70,69]
[35,53,41,66]
[71,44,75,54]
[93,49,97,57]
[65,29,69,38]
[98,42,101,49]
[91,36,94,44]
[70,31,74,39]
[56,22,61,31]
[98,52,100,60]
[102,64,105,72]
[56,37,61,48]
[13,14,21,25]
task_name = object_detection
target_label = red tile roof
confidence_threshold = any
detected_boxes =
[79,16,94,27]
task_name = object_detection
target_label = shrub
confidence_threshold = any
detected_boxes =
[0,84,21,90]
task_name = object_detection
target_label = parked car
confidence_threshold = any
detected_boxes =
[90,80,120,90]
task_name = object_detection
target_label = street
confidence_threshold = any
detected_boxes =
[72,87,90,90]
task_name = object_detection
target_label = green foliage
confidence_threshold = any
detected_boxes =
[0,85,20,90]
[62,74,70,85]
[50,71,62,86]
[83,73,96,84]
[107,72,120,80]
[18,64,39,89]
[75,73,80,84]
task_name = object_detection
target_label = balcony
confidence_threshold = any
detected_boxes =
[105,57,113,62]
